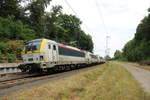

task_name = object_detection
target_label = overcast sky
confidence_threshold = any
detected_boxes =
[47,0,150,57]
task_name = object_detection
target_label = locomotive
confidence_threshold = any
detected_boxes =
[19,39,103,72]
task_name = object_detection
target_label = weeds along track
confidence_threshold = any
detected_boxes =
[0,64,103,90]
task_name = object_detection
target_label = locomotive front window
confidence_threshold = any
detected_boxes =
[25,41,41,51]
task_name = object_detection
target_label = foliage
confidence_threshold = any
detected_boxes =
[55,14,82,42]
[114,50,123,60]
[104,55,111,61]
[0,0,94,62]
[6,53,17,63]
[55,14,93,52]
[121,8,150,62]
[0,53,16,63]
[0,42,8,54]
[0,0,24,20]
[7,40,24,54]
[0,16,35,41]
[78,33,93,52]
[26,0,52,37]
[0,40,24,62]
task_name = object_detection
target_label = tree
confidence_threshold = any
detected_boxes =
[104,55,111,61]
[56,14,82,41]
[44,5,63,39]
[0,2,95,62]
[78,33,93,52]
[114,50,122,59]
[55,14,93,51]
[27,0,52,37]
[0,0,24,20]
[121,7,150,62]
[0,16,35,41]
[148,8,150,12]
[135,16,150,42]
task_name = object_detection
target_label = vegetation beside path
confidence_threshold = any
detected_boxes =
[2,62,150,100]
[123,62,150,71]
[113,8,150,63]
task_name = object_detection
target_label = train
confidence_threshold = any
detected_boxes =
[19,39,104,72]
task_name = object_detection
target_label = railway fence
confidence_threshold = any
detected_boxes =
[0,63,21,76]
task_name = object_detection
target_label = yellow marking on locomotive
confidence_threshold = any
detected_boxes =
[21,52,25,55]
[21,39,47,55]
[27,51,33,54]
[40,39,47,52]
[21,50,41,55]
[33,50,40,53]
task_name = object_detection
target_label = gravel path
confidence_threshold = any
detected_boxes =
[119,63,150,94]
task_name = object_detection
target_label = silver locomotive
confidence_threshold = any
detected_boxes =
[19,39,103,72]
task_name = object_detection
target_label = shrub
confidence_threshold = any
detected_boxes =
[0,16,35,41]
[6,53,16,63]
[0,42,8,54]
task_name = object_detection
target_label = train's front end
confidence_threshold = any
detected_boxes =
[19,39,47,72]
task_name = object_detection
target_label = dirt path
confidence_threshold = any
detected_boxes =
[119,63,150,94]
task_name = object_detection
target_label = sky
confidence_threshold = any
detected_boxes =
[46,0,150,57]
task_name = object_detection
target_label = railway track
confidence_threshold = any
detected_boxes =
[0,73,39,83]
[0,70,68,89]
[0,64,103,90]
[0,74,45,89]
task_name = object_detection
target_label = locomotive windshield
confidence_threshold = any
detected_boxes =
[25,41,41,52]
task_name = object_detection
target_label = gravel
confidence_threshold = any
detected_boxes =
[119,63,150,94]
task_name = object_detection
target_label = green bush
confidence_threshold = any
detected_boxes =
[0,54,17,63]
[0,16,35,41]
[0,54,5,63]
[6,53,16,63]
[0,42,8,54]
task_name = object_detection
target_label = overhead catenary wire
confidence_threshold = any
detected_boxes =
[94,0,108,34]
[63,0,110,56]
[94,0,110,56]
[63,0,91,33]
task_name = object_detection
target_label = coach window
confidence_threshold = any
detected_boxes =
[48,45,51,49]
[53,45,56,50]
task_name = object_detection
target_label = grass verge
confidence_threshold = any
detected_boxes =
[1,62,150,100]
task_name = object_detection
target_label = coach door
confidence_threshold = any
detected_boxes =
[52,45,58,62]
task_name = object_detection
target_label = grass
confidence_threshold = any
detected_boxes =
[1,62,150,100]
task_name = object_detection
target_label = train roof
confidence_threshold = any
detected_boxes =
[29,38,85,53]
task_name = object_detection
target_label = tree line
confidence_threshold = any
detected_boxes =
[114,8,150,62]
[0,0,93,62]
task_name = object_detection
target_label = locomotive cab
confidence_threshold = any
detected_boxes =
[20,39,58,72]
[21,39,46,63]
